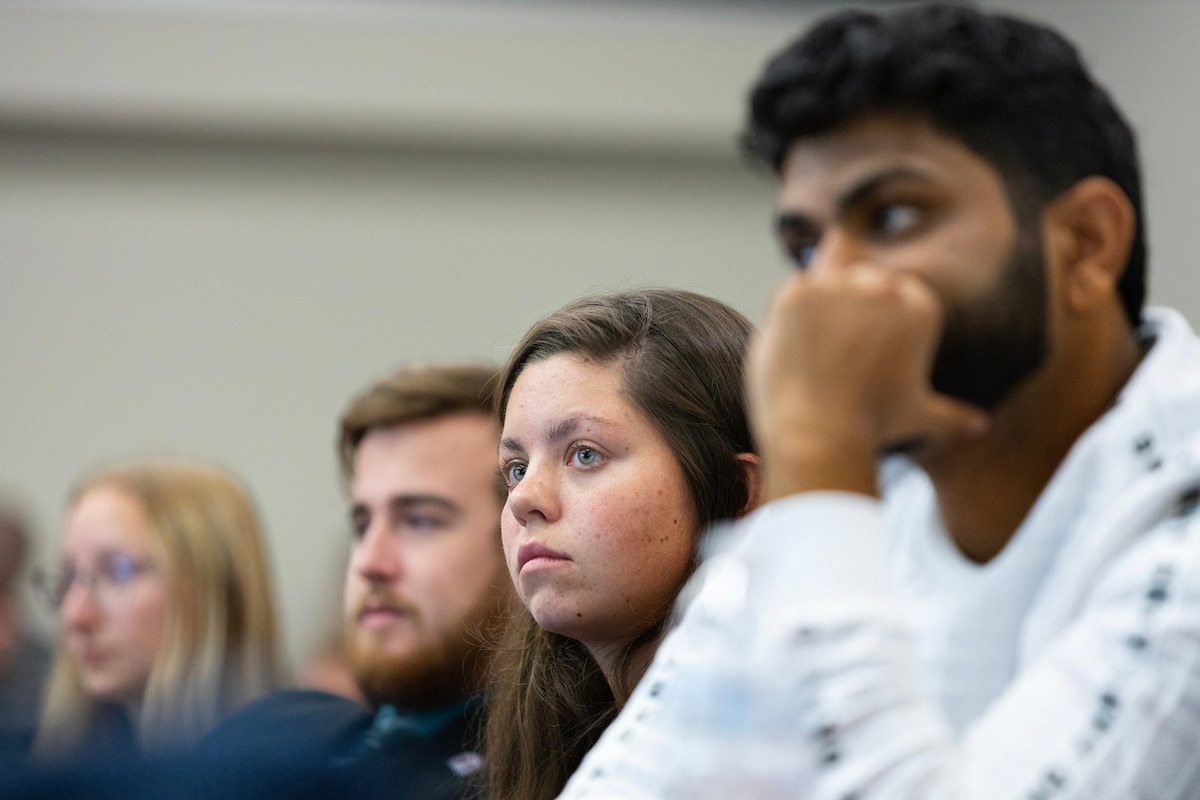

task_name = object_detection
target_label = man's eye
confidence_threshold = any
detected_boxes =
[350,513,370,538]
[405,515,445,531]
[873,203,922,236]
[781,232,819,270]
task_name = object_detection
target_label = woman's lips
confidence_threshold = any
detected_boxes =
[77,645,108,668]
[517,542,572,575]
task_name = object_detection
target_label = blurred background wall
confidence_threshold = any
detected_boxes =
[2,0,1198,669]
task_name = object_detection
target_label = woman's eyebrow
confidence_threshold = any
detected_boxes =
[544,415,614,444]
[498,437,526,455]
[499,415,616,453]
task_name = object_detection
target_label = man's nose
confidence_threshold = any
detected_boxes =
[808,228,869,276]
[354,521,402,584]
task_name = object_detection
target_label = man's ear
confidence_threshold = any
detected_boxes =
[1043,176,1135,316]
[737,452,763,517]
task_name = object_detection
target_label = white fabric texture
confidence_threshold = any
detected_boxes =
[559,307,1200,800]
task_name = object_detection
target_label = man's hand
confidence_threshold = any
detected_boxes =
[747,264,990,502]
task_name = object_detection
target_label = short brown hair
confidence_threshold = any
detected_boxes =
[338,363,500,484]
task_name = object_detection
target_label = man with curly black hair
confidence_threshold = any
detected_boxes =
[559,5,1200,799]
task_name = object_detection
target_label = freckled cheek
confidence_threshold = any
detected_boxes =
[629,499,696,587]
[583,499,687,579]
[578,496,642,547]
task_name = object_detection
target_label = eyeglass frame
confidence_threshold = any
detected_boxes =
[34,552,159,612]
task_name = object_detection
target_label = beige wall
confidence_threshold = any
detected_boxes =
[2,0,1198,667]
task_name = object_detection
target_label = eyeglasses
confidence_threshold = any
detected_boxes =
[34,553,158,611]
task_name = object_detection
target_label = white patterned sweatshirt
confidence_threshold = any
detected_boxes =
[560,307,1200,800]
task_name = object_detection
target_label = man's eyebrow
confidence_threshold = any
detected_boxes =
[776,167,933,236]
[836,166,933,216]
[778,211,819,238]
[389,495,460,515]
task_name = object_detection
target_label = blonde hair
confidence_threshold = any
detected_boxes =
[35,458,284,760]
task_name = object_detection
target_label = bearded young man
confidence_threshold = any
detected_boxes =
[200,364,512,800]
[558,5,1200,800]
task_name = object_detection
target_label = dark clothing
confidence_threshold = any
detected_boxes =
[199,690,485,800]
[0,691,483,800]
[0,634,51,761]
[0,745,362,800]
[75,704,142,764]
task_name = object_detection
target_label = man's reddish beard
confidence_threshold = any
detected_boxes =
[345,586,510,711]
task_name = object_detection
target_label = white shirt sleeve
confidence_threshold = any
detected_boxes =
[557,490,1200,800]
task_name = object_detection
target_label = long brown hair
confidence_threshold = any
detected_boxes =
[486,289,755,800]
[35,458,285,760]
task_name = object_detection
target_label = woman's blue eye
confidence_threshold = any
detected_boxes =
[98,552,142,585]
[507,463,526,484]
[575,447,598,466]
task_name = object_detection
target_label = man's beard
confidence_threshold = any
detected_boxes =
[929,225,1049,411]
[346,588,508,711]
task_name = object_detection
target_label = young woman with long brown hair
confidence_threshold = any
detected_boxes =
[486,289,758,800]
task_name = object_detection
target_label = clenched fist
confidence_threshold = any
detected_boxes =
[747,264,990,502]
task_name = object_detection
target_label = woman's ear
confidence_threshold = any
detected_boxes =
[737,453,763,517]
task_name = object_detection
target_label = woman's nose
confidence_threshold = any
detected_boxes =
[60,579,103,629]
[506,462,561,525]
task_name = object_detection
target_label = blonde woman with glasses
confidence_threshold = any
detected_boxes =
[33,458,284,762]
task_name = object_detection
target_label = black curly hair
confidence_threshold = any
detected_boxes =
[743,2,1145,327]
